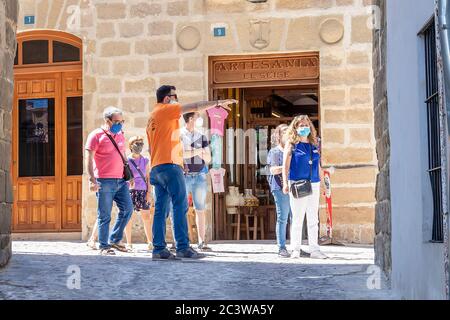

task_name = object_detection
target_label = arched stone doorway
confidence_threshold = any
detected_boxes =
[12,30,83,232]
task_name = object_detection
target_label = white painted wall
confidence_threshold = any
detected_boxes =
[387,0,446,299]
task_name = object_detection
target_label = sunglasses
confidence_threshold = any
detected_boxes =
[110,119,125,125]
[133,142,144,146]
[167,94,178,100]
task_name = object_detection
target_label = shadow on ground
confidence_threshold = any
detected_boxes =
[0,242,395,300]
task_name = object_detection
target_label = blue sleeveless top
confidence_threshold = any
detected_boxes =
[288,143,320,183]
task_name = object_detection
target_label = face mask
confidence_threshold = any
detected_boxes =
[110,122,122,134]
[297,127,311,137]
[169,99,178,105]
[195,117,204,128]
[131,144,143,154]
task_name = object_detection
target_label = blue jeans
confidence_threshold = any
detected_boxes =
[184,173,207,210]
[152,188,175,241]
[96,178,133,250]
[272,190,292,250]
[150,164,190,253]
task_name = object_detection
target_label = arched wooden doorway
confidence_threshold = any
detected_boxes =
[12,30,83,232]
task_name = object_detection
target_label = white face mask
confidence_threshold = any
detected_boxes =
[195,117,204,128]
[169,99,178,105]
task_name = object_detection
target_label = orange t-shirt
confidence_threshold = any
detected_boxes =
[147,103,184,169]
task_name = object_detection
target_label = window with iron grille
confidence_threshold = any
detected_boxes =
[420,18,444,242]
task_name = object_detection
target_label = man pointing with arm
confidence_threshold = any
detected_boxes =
[147,85,237,260]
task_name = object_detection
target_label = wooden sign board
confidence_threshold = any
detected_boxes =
[209,52,320,89]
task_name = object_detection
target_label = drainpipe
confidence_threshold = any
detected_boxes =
[437,0,450,300]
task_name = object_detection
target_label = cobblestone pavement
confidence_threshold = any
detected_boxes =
[0,241,396,300]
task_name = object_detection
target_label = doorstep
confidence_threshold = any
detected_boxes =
[12,232,82,241]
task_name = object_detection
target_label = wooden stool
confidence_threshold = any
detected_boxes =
[229,213,242,240]
[227,207,242,240]
[245,207,265,240]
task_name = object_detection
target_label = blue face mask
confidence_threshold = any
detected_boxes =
[297,127,311,137]
[110,123,122,134]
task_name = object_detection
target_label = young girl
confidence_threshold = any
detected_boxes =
[124,136,153,251]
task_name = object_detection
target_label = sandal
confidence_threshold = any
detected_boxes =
[125,244,134,252]
[197,242,212,252]
[100,248,116,256]
[147,243,154,251]
[86,240,97,250]
[110,243,129,253]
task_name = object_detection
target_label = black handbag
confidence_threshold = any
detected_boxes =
[290,144,313,199]
[102,130,134,182]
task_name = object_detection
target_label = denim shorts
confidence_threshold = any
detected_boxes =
[184,173,208,211]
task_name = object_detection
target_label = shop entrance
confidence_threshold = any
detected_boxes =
[209,53,320,240]
[12,31,83,232]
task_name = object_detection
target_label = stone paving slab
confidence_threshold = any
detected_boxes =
[0,241,396,300]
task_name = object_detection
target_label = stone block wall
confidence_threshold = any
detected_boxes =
[0,0,18,268]
[372,0,391,276]
[17,0,377,244]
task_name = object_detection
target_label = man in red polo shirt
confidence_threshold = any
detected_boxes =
[85,106,134,256]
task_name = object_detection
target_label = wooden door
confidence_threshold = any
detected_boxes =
[12,72,82,232]
[61,72,83,230]
[12,73,62,231]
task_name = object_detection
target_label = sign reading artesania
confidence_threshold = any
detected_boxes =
[211,53,319,86]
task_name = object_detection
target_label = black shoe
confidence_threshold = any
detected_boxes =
[278,248,291,258]
[176,247,205,259]
[152,248,180,261]
[300,250,311,258]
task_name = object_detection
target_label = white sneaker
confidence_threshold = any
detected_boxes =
[310,251,328,260]
[291,250,301,259]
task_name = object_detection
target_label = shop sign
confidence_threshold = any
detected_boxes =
[211,54,319,85]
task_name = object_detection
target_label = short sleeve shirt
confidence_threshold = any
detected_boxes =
[210,168,225,193]
[181,127,209,173]
[85,128,126,179]
[207,107,228,136]
[267,147,284,191]
[128,156,149,190]
[147,103,184,169]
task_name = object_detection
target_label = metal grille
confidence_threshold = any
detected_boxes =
[422,18,444,242]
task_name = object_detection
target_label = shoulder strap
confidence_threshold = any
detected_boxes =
[309,144,313,180]
[102,129,127,165]
[129,158,147,184]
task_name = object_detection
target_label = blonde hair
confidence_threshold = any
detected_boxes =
[284,115,318,146]
[128,135,144,149]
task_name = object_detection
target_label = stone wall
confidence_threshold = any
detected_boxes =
[17,0,377,244]
[0,0,18,267]
[372,0,391,276]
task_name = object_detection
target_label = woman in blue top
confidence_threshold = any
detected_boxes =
[282,115,327,260]
[267,124,292,258]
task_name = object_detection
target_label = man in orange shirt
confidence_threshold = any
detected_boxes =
[147,85,237,260]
